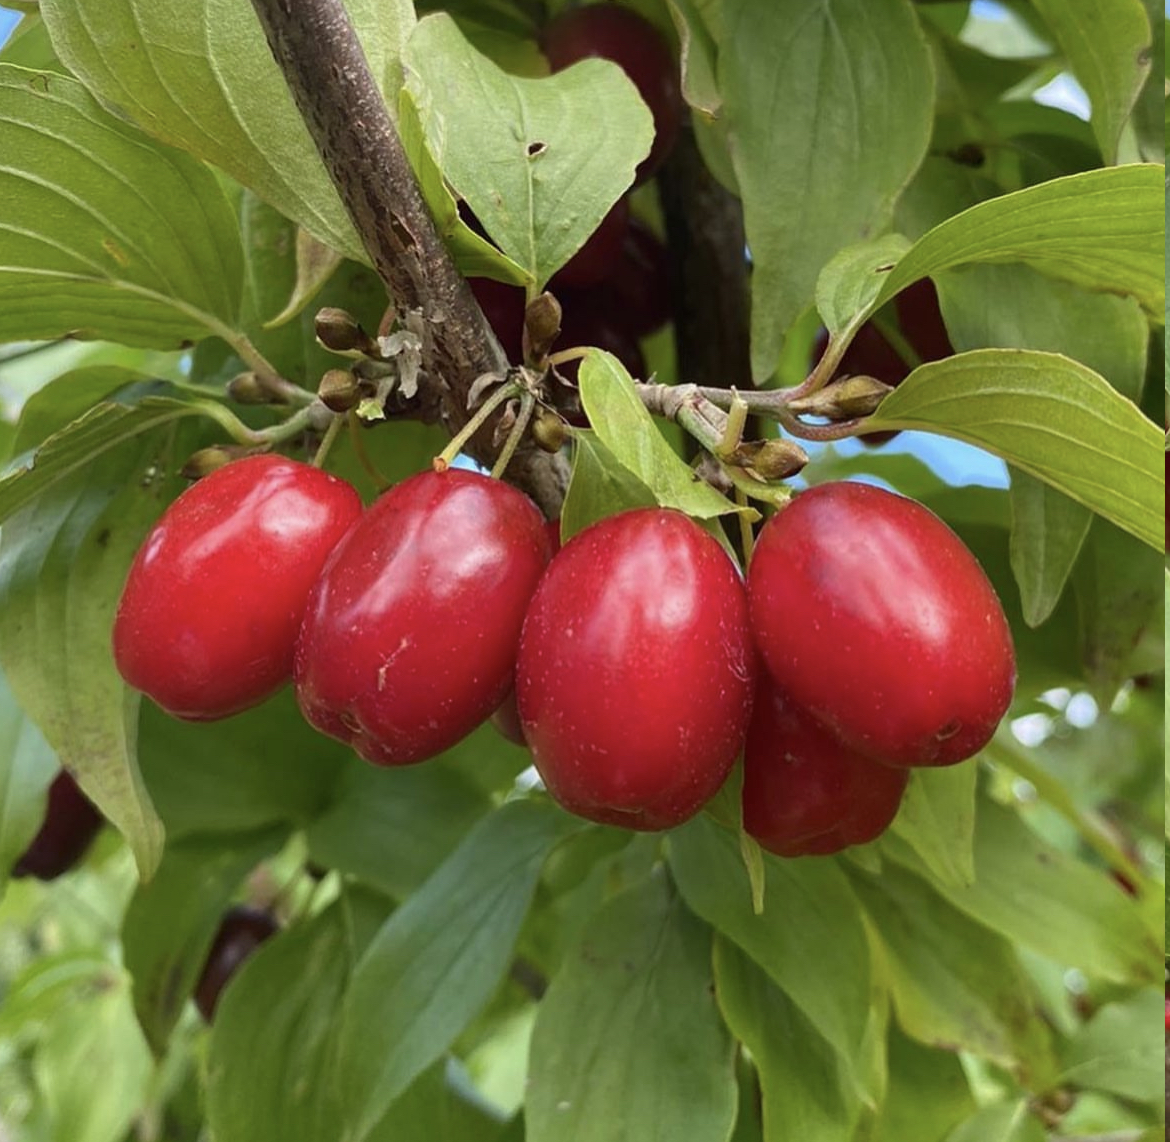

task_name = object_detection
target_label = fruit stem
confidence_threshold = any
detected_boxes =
[734,486,756,564]
[311,413,345,468]
[490,390,537,480]
[433,380,521,471]
[224,332,315,406]
[738,830,767,915]
[346,411,391,491]
[545,346,591,369]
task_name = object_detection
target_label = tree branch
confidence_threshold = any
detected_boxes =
[247,0,566,514]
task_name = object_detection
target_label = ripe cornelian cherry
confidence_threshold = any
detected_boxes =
[516,508,755,829]
[194,905,279,1022]
[12,770,104,880]
[742,680,909,857]
[542,5,683,184]
[748,482,1015,767]
[113,455,362,720]
[295,469,552,766]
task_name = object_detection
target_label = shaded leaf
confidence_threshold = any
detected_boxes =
[888,764,977,890]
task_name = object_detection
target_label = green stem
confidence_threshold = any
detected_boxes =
[491,391,536,479]
[715,391,750,461]
[311,413,345,468]
[347,412,391,491]
[434,381,521,470]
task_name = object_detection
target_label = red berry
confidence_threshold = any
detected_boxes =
[605,217,672,337]
[895,278,953,364]
[469,276,526,362]
[295,470,552,766]
[12,771,103,881]
[194,905,279,1022]
[742,681,908,857]
[113,456,362,721]
[557,291,647,382]
[542,5,683,185]
[747,482,1015,767]
[550,196,631,290]
[516,508,755,829]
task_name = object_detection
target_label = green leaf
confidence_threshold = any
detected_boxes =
[934,260,1149,626]
[0,65,243,347]
[1029,0,1152,164]
[578,351,744,520]
[526,875,736,1142]
[337,799,578,1142]
[122,825,288,1054]
[0,663,59,888]
[869,1025,976,1142]
[403,13,652,289]
[714,937,859,1142]
[888,764,977,890]
[846,862,1057,1085]
[40,0,414,263]
[873,165,1165,321]
[816,236,914,337]
[1058,989,1164,1104]
[720,0,933,378]
[207,896,384,1142]
[668,814,871,1073]
[865,349,1163,552]
[942,1101,1045,1142]
[1072,517,1165,700]
[560,429,658,541]
[32,967,154,1142]
[137,688,346,839]
[0,425,201,879]
[304,757,492,900]
[0,392,237,526]
[884,799,1161,986]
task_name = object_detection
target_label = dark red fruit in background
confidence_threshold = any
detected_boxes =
[605,218,672,338]
[194,905,279,1022]
[895,277,953,364]
[12,771,104,881]
[542,5,683,184]
[748,482,1015,768]
[742,681,909,857]
[295,470,552,766]
[516,509,755,829]
[469,276,526,363]
[113,456,362,721]
[557,291,647,382]
[550,196,631,290]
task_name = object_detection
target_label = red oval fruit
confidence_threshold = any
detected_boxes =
[194,905,279,1022]
[742,681,908,857]
[295,469,552,766]
[748,482,1015,767]
[12,771,104,881]
[542,5,683,184]
[113,455,363,721]
[516,508,755,829]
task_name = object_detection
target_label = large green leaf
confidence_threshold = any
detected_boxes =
[888,764,977,890]
[1058,989,1164,1104]
[40,0,414,263]
[0,65,243,348]
[875,165,1165,321]
[883,799,1160,986]
[578,351,745,520]
[403,14,652,289]
[122,825,288,1054]
[847,862,1057,1085]
[714,937,859,1142]
[0,663,59,888]
[865,349,1163,552]
[719,0,933,379]
[0,423,202,879]
[869,1025,976,1142]
[668,814,870,1074]
[936,261,1149,626]
[560,429,658,541]
[526,875,736,1142]
[337,799,578,1141]
[1029,0,1152,164]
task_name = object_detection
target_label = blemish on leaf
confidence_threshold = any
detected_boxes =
[102,238,131,267]
[527,141,548,158]
[95,528,111,548]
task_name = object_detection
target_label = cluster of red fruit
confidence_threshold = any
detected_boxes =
[113,454,1015,857]
[470,5,682,379]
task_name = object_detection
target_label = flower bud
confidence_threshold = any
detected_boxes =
[523,292,562,365]
[531,407,568,453]
[314,307,371,353]
[317,368,361,413]
[787,376,893,420]
[226,371,278,405]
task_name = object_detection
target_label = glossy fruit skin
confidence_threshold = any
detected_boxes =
[12,771,104,880]
[516,508,755,830]
[295,469,552,766]
[194,906,279,1022]
[742,680,908,857]
[113,455,362,721]
[542,5,683,184]
[748,482,1015,768]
